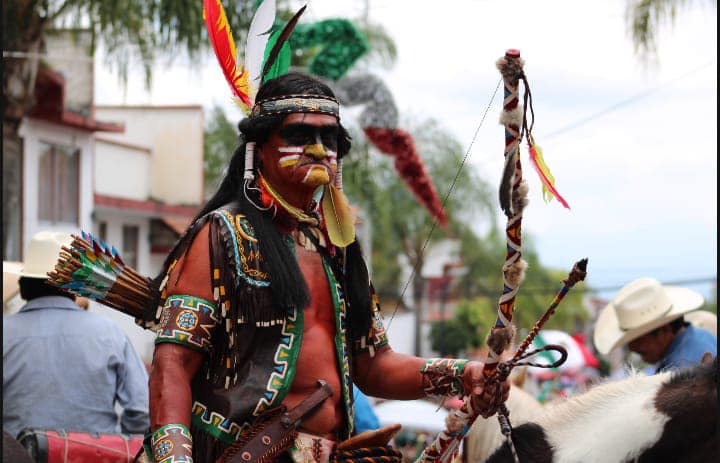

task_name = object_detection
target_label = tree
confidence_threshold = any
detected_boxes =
[204,104,239,197]
[2,0,295,139]
[342,117,498,355]
[626,0,716,61]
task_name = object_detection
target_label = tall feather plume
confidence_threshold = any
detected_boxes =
[321,184,355,248]
[262,5,307,79]
[203,0,252,112]
[245,0,277,103]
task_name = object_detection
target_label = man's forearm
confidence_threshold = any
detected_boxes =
[149,344,201,429]
[145,344,203,462]
[354,347,428,400]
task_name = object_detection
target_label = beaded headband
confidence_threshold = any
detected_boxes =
[250,95,340,119]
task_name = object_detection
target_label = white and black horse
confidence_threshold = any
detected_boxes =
[485,355,717,463]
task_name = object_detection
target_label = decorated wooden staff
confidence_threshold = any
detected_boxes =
[415,49,581,463]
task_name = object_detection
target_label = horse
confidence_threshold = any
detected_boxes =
[463,385,544,462]
[485,355,717,463]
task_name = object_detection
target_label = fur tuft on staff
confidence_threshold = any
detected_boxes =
[46,232,154,321]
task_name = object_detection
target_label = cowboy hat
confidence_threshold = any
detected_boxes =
[3,261,23,303]
[593,277,704,355]
[685,310,717,336]
[18,231,73,279]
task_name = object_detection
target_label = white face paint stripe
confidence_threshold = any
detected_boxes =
[278,147,305,153]
[279,154,301,167]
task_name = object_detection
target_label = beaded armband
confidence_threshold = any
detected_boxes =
[143,423,193,463]
[155,295,220,353]
[420,358,469,397]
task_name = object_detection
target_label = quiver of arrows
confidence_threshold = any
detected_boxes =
[47,231,154,320]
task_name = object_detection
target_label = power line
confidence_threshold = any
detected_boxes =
[543,60,716,140]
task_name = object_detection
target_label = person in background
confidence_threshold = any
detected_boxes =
[352,384,381,433]
[3,231,150,438]
[593,277,716,373]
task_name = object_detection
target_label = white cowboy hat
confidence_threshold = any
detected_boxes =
[593,277,704,355]
[3,261,23,303]
[685,310,717,336]
[18,231,73,279]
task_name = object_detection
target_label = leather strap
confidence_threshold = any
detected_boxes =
[285,380,334,426]
[222,380,333,463]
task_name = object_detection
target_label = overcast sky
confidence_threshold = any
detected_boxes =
[95,0,717,302]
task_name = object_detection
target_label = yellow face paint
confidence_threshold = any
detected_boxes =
[303,143,327,160]
[278,154,301,168]
[303,166,330,186]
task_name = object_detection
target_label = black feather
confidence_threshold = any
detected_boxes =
[261,5,307,79]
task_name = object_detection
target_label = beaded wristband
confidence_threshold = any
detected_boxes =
[143,423,194,463]
[420,358,469,397]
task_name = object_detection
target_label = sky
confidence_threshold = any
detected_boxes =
[95,0,717,304]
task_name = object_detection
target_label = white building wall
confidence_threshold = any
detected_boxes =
[18,118,94,251]
[94,106,204,205]
[93,210,152,277]
[94,139,151,200]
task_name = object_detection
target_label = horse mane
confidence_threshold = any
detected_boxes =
[534,368,671,430]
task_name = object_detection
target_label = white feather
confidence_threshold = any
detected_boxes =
[244,0,276,102]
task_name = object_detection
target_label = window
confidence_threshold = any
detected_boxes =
[122,225,139,269]
[98,222,108,242]
[38,141,79,224]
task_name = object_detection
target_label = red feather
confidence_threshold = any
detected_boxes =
[203,0,251,107]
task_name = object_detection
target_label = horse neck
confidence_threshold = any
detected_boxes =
[533,371,674,463]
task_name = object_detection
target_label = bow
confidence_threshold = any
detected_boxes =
[415,49,585,463]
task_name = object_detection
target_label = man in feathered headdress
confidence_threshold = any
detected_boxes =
[141,72,510,463]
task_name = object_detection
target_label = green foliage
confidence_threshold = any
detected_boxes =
[342,117,498,310]
[429,319,471,357]
[625,0,715,61]
[2,0,293,90]
[204,104,239,196]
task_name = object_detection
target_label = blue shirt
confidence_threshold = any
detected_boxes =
[656,325,717,373]
[3,296,150,437]
[353,385,380,433]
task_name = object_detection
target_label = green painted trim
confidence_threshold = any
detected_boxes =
[191,401,242,445]
[323,256,354,436]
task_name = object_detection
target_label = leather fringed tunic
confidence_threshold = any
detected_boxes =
[148,204,389,461]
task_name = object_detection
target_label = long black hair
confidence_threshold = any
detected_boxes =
[149,72,372,341]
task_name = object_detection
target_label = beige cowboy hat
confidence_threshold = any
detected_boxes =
[18,231,73,279]
[685,310,717,336]
[593,277,704,355]
[3,261,23,303]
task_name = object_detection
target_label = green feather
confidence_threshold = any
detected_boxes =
[262,28,291,82]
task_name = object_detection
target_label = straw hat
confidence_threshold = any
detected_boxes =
[593,277,704,355]
[18,231,73,279]
[685,310,717,336]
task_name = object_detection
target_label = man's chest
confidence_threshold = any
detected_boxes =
[294,244,336,325]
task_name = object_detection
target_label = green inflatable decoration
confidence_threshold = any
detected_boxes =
[290,19,369,80]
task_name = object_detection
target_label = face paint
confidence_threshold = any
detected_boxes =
[278,154,301,168]
[302,165,330,185]
[259,113,340,197]
[278,123,339,151]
